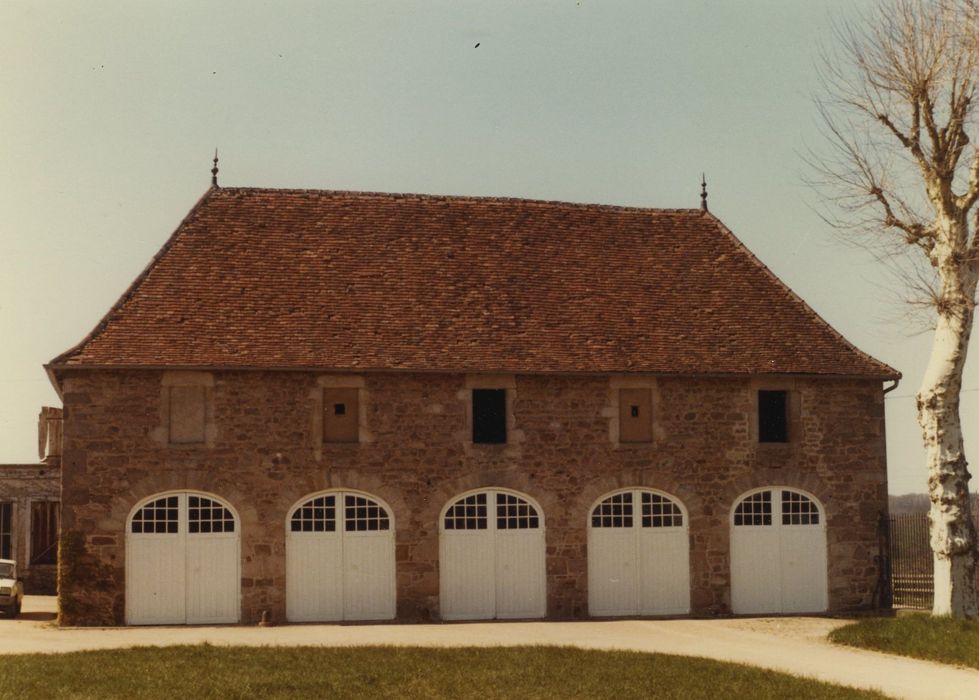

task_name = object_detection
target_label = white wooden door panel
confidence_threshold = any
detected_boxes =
[286,533,343,622]
[638,529,690,615]
[343,531,396,621]
[186,533,239,624]
[495,530,546,618]
[440,530,495,620]
[588,528,638,616]
[731,527,781,614]
[127,535,185,625]
[780,527,828,613]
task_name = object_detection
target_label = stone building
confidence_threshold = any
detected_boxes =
[0,407,62,593]
[47,186,898,626]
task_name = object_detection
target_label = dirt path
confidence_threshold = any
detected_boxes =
[3,597,978,700]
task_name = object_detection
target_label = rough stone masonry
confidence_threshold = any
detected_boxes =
[57,369,886,626]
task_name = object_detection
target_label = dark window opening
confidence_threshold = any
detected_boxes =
[472,389,507,444]
[30,501,59,565]
[0,503,11,560]
[334,403,346,416]
[630,405,640,418]
[758,390,788,443]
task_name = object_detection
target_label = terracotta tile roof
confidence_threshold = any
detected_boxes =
[49,187,898,379]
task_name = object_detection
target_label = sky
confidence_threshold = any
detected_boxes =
[1,0,975,495]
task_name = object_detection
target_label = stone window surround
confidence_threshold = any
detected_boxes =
[153,372,217,448]
[311,376,372,454]
[460,375,524,448]
[606,376,661,448]
[749,377,802,449]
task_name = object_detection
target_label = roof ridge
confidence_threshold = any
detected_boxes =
[702,211,900,379]
[213,186,702,216]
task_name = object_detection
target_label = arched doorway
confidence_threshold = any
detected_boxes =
[126,491,240,625]
[286,490,396,622]
[439,488,546,620]
[730,487,828,614]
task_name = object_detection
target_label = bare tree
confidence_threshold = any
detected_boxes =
[813,0,978,618]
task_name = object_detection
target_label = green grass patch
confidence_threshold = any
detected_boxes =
[0,644,885,699]
[829,613,979,669]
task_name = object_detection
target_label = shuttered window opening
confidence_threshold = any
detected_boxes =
[286,491,395,622]
[126,492,240,625]
[730,488,828,614]
[587,489,690,617]
[439,489,546,620]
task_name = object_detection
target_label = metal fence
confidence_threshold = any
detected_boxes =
[885,512,979,609]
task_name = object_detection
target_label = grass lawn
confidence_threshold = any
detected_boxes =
[829,613,979,669]
[0,644,886,699]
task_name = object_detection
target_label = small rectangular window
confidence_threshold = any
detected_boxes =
[0,502,11,560]
[619,388,652,443]
[758,390,788,443]
[169,385,206,444]
[324,388,360,443]
[472,389,507,444]
[30,501,59,565]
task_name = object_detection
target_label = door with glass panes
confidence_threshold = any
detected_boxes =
[439,489,546,620]
[286,491,395,622]
[730,487,828,614]
[588,489,690,616]
[126,492,239,625]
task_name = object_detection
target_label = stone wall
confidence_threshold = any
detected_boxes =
[0,463,60,593]
[57,370,887,625]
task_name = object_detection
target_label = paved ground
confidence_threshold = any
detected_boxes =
[4,597,979,700]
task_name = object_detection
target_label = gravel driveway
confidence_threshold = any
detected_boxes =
[3,596,978,700]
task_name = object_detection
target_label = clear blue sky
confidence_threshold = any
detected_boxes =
[1,1,974,494]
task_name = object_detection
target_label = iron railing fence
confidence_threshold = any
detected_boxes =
[885,512,979,610]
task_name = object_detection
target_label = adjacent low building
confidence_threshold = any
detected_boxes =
[47,185,898,625]
[0,407,62,593]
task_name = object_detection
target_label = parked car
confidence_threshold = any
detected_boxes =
[0,559,24,618]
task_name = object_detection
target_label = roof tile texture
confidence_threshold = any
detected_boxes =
[53,188,897,378]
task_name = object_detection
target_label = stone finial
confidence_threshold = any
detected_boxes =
[211,149,219,187]
[700,173,708,212]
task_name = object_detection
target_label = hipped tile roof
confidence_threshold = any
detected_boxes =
[49,187,898,379]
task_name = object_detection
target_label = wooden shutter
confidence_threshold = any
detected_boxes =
[324,388,360,443]
[618,388,652,443]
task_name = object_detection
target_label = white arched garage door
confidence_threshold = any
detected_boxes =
[588,489,690,616]
[286,491,395,622]
[730,488,828,614]
[439,489,546,620]
[126,492,240,625]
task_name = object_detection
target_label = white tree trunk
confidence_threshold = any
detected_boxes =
[917,269,978,618]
